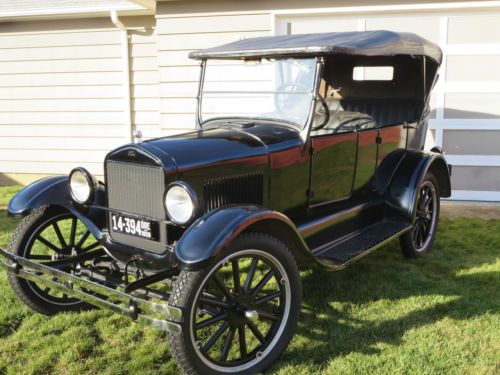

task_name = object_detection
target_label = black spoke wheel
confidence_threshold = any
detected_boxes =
[400,172,440,257]
[7,206,98,314]
[168,233,302,375]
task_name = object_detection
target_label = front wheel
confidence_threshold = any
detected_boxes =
[168,232,302,375]
[400,172,440,257]
[7,206,99,315]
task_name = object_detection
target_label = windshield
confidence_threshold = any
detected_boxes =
[200,58,317,128]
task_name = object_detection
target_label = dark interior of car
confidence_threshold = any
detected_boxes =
[312,54,435,136]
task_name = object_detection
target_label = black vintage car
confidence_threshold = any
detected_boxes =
[0,31,450,374]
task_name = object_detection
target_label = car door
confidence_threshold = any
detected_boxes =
[308,130,358,207]
[352,123,409,195]
[352,128,378,192]
[373,123,408,191]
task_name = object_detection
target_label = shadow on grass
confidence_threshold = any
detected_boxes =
[274,218,500,370]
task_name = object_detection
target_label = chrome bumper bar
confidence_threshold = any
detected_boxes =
[0,246,182,333]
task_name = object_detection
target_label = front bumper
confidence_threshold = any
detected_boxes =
[0,246,182,333]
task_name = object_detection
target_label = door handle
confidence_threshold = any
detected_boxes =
[403,122,417,129]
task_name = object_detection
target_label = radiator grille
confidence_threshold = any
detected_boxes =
[106,161,167,253]
[204,172,264,212]
[106,161,165,218]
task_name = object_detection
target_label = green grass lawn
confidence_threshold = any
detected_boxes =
[0,187,498,374]
[0,186,20,208]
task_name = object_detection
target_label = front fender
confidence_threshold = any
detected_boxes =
[9,176,70,217]
[175,205,309,270]
[7,176,105,240]
[386,150,451,221]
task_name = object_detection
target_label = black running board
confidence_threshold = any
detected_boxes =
[313,220,411,269]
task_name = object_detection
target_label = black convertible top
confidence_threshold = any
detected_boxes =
[189,30,442,64]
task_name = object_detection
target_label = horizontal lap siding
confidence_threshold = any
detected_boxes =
[0,18,126,176]
[156,9,271,135]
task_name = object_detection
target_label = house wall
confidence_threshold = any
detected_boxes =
[0,0,499,200]
[0,15,159,180]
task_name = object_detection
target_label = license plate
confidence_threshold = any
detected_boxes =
[111,213,160,241]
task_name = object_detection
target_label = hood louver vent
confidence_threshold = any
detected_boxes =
[204,172,264,212]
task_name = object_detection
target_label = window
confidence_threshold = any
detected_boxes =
[353,66,394,81]
[201,58,316,128]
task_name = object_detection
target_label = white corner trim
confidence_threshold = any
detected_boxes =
[443,155,500,167]
[272,1,500,16]
[448,190,500,201]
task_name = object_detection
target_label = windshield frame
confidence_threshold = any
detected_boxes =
[195,57,323,136]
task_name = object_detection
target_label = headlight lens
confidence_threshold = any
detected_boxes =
[165,183,195,224]
[69,168,95,204]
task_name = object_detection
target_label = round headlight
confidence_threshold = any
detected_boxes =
[165,183,196,225]
[69,168,95,204]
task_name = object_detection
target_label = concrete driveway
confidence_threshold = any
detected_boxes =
[441,201,500,219]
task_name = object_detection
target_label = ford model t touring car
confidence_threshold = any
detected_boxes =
[0,31,450,374]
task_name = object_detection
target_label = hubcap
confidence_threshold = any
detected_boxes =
[190,250,291,372]
[244,310,259,322]
[412,181,437,251]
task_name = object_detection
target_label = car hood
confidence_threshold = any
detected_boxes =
[143,124,301,173]
[144,127,268,173]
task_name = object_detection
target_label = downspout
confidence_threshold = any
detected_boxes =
[111,10,135,143]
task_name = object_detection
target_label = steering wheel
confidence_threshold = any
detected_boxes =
[311,95,330,131]
[274,83,329,129]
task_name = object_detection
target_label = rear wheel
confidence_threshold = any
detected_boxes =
[400,172,440,257]
[7,206,99,315]
[168,232,302,375]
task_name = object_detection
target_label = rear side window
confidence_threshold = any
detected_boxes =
[353,66,394,81]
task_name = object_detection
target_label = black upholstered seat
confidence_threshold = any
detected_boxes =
[340,98,422,127]
[311,97,422,137]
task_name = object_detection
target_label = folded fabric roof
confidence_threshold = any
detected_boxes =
[189,30,443,64]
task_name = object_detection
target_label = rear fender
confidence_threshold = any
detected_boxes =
[175,205,311,270]
[7,176,105,240]
[386,150,451,221]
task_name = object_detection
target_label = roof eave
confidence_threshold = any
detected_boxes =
[0,1,155,22]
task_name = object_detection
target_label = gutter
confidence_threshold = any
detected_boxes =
[111,10,134,143]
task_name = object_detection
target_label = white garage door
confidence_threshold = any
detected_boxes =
[279,9,500,201]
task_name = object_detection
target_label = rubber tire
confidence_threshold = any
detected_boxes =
[7,206,92,315]
[399,172,440,258]
[167,232,302,375]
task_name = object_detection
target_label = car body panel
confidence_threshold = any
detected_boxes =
[8,176,105,240]
[309,132,357,206]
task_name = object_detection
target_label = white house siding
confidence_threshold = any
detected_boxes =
[0,15,159,178]
[0,18,125,176]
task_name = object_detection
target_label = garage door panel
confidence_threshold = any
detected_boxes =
[365,17,440,44]
[448,15,500,44]
[444,93,500,119]
[452,166,500,191]
[288,18,358,34]
[447,55,500,82]
[443,130,500,155]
